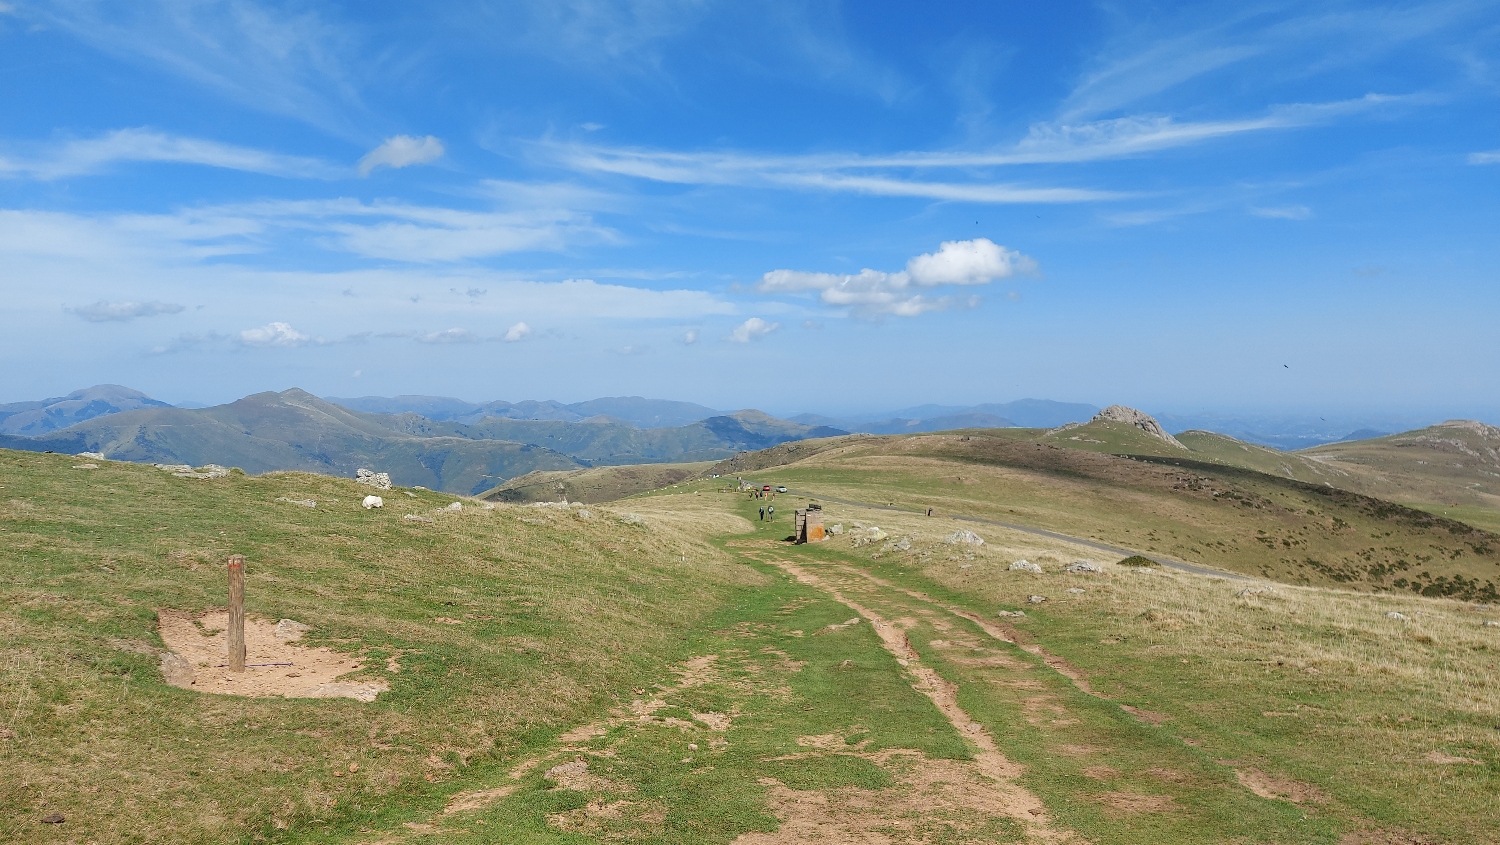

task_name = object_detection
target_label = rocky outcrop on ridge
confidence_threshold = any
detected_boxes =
[1093,405,1187,449]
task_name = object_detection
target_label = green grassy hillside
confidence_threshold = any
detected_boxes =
[715,431,1500,600]
[484,461,716,504]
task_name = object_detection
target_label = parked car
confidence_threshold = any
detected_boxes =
[775,486,788,493]
[762,485,772,491]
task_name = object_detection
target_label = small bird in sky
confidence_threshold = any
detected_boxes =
[1283,364,1290,368]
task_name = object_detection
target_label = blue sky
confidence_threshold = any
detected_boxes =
[2,0,1498,423]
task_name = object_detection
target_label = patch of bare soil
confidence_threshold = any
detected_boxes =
[1233,767,1327,804]
[1100,791,1177,814]
[156,610,387,701]
[1423,750,1481,765]
[732,750,1055,845]
[1082,765,1120,780]
[1120,705,1171,725]
[549,798,668,837]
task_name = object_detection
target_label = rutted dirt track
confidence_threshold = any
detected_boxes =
[746,551,1079,843]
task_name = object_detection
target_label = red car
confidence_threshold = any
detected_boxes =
[762,485,772,491]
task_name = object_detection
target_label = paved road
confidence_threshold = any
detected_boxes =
[789,488,1254,583]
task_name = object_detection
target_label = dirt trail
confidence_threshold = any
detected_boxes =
[752,553,1081,844]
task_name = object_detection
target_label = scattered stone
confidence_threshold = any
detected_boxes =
[687,743,699,751]
[1027,595,1047,604]
[996,610,1027,618]
[443,502,463,512]
[77,451,105,460]
[72,463,99,469]
[276,497,317,508]
[355,468,392,490]
[41,814,65,824]
[1237,587,1272,597]
[403,514,434,524]
[1009,560,1043,573]
[157,463,231,479]
[1067,588,1085,594]
[362,495,384,509]
[159,652,195,687]
[828,524,843,535]
[946,529,985,546]
[619,513,646,526]
[1386,611,1409,621]
[576,509,594,520]
[404,491,417,498]
[1484,621,1500,628]
[1092,405,1186,448]
[1065,560,1103,574]
[892,537,912,552]
[274,619,311,640]
[960,563,972,569]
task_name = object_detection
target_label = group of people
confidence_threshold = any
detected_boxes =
[759,504,775,522]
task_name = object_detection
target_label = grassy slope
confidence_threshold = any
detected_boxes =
[0,449,756,843]
[724,432,1500,600]
[482,461,716,504]
[690,474,1499,844]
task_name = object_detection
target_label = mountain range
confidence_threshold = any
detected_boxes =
[0,389,845,494]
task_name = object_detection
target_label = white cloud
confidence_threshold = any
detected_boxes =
[417,328,475,344]
[681,329,699,344]
[359,135,445,176]
[1249,205,1312,220]
[1470,150,1500,165]
[0,128,336,180]
[758,238,1033,317]
[239,321,310,347]
[504,322,532,342]
[66,299,184,322]
[729,317,779,342]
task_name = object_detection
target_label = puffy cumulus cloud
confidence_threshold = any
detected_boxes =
[757,238,1034,318]
[1249,205,1311,220]
[67,299,184,322]
[358,135,445,177]
[239,321,310,347]
[729,317,779,342]
[417,328,475,344]
[503,321,532,342]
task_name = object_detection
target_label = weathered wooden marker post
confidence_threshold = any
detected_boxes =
[227,554,246,672]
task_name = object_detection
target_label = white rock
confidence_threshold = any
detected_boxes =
[355,468,392,490]
[1065,561,1103,574]
[1483,621,1500,628]
[893,538,912,552]
[1092,405,1186,449]
[1009,560,1043,573]
[947,529,985,546]
[403,514,434,523]
[620,513,646,526]
[1386,611,1409,621]
[1066,587,1085,594]
[277,497,317,508]
[996,610,1027,618]
[828,524,843,535]
[444,502,463,512]
[274,619,311,640]
[576,509,594,520]
[1027,595,1047,604]
[77,451,106,460]
[362,495,384,509]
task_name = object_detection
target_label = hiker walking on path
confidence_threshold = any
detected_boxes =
[759,506,765,521]
[767,504,774,521]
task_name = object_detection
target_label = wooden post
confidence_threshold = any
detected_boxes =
[227,554,246,672]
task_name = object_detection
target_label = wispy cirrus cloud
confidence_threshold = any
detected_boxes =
[1470,150,1500,164]
[550,93,1407,204]
[22,0,365,135]
[1250,205,1312,220]
[65,299,185,321]
[757,238,1033,318]
[0,128,339,180]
